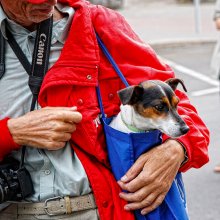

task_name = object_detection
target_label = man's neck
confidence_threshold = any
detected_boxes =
[53,7,65,22]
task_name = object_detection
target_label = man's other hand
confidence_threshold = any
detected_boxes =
[117,139,185,215]
[7,106,82,150]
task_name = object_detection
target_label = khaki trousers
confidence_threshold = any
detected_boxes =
[0,204,100,220]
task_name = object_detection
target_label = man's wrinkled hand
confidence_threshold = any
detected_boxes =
[7,106,82,150]
[117,139,185,215]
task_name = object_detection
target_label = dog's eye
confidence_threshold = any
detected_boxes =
[154,104,164,111]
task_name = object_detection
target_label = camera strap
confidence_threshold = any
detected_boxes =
[3,17,53,167]
[0,31,5,79]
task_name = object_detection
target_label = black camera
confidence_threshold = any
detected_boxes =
[0,156,34,203]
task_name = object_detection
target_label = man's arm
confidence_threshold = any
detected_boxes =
[0,106,82,160]
[164,90,209,172]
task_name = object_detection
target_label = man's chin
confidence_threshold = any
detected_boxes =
[30,13,53,23]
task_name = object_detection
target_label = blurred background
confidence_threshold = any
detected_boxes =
[90,0,220,219]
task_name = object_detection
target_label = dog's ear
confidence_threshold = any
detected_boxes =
[165,78,187,92]
[118,85,144,105]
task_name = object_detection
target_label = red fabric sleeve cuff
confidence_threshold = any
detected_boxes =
[162,134,192,172]
[0,118,21,159]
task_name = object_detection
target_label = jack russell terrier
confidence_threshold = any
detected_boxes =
[110,78,189,137]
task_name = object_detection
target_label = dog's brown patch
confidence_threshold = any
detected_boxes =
[161,97,170,109]
[135,103,168,120]
[171,96,179,107]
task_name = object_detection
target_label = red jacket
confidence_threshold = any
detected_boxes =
[0,0,209,219]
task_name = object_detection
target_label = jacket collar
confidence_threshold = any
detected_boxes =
[53,0,99,67]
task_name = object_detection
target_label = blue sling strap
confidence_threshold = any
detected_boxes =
[95,33,189,220]
[96,34,129,87]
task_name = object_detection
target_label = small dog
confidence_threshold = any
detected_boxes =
[110,78,189,138]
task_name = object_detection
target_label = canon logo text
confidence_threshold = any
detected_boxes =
[36,34,47,65]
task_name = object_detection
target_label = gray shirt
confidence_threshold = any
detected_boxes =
[0,3,91,202]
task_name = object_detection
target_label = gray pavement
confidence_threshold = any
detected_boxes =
[119,0,218,43]
[118,1,220,220]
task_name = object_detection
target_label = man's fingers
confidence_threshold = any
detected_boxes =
[123,193,157,211]
[119,185,154,202]
[66,111,82,123]
[120,153,149,183]
[118,169,153,193]
[49,121,77,133]
[42,109,82,124]
[48,132,72,142]
[57,111,82,124]
[41,140,67,151]
[123,192,166,214]
[44,106,77,111]
[140,194,166,215]
[41,106,82,123]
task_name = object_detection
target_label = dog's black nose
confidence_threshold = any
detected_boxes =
[180,125,189,134]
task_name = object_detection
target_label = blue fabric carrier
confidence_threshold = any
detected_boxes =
[96,33,189,220]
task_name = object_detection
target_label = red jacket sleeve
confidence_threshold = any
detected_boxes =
[163,91,209,172]
[92,5,210,171]
[0,118,20,160]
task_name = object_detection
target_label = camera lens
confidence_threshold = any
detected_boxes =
[0,158,33,203]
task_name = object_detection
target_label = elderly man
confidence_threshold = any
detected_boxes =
[0,0,209,219]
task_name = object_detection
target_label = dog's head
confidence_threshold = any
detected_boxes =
[117,78,189,138]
